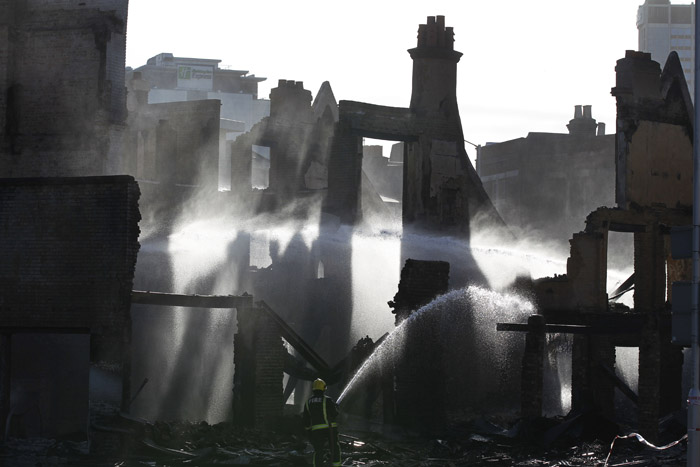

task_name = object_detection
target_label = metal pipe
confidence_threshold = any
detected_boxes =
[688,4,700,465]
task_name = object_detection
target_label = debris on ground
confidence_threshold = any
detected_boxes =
[0,412,688,466]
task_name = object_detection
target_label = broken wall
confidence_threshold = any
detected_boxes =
[0,176,140,435]
[0,0,128,176]
[613,50,693,211]
[125,99,221,186]
[229,79,337,213]
[233,304,286,429]
[326,16,504,235]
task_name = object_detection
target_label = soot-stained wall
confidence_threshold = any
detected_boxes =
[0,176,141,437]
[0,1,128,176]
[0,176,140,346]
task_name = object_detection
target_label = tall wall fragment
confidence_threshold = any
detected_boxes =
[327,16,504,235]
[0,0,129,177]
[0,176,141,436]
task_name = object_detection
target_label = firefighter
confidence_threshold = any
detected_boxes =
[303,378,341,467]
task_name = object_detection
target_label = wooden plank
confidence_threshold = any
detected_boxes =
[131,290,252,309]
[599,363,639,405]
[257,300,332,378]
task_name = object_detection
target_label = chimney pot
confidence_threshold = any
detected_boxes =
[583,105,592,119]
[574,105,583,119]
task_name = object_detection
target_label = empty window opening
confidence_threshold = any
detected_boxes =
[252,145,270,189]
[362,138,404,216]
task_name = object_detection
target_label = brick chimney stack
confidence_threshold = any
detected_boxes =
[408,15,463,133]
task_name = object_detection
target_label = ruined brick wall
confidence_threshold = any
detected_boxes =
[0,176,140,353]
[233,305,285,429]
[612,50,693,211]
[0,1,128,177]
[326,120,363,222]
[125,99,221,188]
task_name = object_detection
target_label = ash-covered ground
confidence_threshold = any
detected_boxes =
[0,411,687,466]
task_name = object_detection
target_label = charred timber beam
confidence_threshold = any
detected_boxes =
[585,206,691,233]
[257,300,332,378]
[609,273,635,301]
[131,290,253,309]
[499,323,596,334]
[598,363,639,405]
[497,319,670,335]
[283,351,318,381]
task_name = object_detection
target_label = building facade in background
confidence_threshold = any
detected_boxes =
[476,106,614,250]
[127,53,271,188]
[637,0,695,99]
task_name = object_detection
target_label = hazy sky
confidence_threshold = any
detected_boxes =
[126,1,655,153]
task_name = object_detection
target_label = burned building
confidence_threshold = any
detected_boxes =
[127,53,270,189]
[0,176,140,438]
[0,2,588,447]
[502,50,693,444]
[229,79,338,213]
[123,72,221,220]
[476,106,614,249]
[326,16,504,235]
[0,0,129,176]
[0,0,143,442]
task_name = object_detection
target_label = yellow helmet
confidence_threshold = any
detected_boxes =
[312,378,326,391]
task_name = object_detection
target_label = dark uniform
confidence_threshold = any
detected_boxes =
[303,390,341,467]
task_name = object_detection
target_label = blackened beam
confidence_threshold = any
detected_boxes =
[497,323,592,334]
[499,311,672,334]
[256,300,332,377]
[131,290,253,308]
[496,321,668,334]
[598,363,638,405]
[131,291,334,379]
[609,273,635,300]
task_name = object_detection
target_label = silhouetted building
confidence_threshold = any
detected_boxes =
[516,50,693,445]
[327,16,504,235]
[476,106,614,247]
[128,53,270,188]
[637,0,695,99]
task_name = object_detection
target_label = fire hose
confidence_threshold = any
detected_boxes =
[604,432,687,466]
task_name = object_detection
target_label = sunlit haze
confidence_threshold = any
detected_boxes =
[126,0,652,154]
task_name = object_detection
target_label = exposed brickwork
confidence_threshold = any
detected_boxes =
[0,176,140,344]
[233,302,285,429]
[521,315,545,418]
[0,1,128,177]
[634,226,680,443]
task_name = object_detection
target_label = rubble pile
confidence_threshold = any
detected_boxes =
[0,414,688,466]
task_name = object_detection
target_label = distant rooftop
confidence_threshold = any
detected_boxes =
[143,53,265,81]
